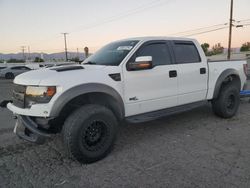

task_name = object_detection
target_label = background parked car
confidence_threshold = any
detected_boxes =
[0,66,31,79]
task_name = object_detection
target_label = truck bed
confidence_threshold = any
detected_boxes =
[206,59,247,99]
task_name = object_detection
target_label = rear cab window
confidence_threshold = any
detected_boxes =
[172,41,201,64]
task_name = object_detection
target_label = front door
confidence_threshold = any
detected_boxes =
[123,41,179,117]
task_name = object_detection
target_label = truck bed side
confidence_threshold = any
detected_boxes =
[207,60,247,100]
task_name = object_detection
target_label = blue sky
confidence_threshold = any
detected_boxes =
[1,0,249,53]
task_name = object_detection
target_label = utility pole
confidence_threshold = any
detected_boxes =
[77,48,79,59]
[27,46,30,61]
[84,47,89,59]
[21,46,26,61]
[61,33,69,61]
[227,0,234,60]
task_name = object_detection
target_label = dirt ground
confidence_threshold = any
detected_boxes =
[1,79,250,188]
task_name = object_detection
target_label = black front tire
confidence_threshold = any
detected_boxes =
[5,72,14,79]
[62,104,118,164]
[212,84,240,118]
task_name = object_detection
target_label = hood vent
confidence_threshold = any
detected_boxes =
[51,66,84,72]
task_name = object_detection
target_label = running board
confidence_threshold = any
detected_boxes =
[126,101,207,123]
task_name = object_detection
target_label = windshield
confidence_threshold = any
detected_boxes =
[83,40,139,66]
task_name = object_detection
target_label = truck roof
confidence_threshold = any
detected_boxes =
[118,36,196,42]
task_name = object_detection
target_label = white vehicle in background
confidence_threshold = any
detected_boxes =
[0,66,7,70]
[25,63,41,70]
[4,37,248,164]
[40,62,79,68]
[0,65,31,79]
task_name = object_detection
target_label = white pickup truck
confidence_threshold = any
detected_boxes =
[5,37,248,163]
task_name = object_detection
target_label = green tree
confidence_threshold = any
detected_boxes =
[70,57,81,63]
[240,42,250,52]
[34,57,44,62]
[7,59,25,63]
[201,43,210,55]
[212,43,224,55]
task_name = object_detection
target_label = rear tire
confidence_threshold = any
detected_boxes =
[62,104,118,164]
[212,83,240,118]
[5,72,14,79]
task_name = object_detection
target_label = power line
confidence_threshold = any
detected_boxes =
[25,0,172,53]
[235,23,250,28]
[181,26,229,37]
[168,23,228,36]
[70,0,161,32]
[15,21,250,54]
[5,0,250,54]
[69,0,172,33]
[171,18,250,38]
[236,18,250,23]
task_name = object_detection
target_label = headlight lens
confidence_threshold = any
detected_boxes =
[25,86,56,107]
[26,86,56,97]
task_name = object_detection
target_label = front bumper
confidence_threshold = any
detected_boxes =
[14,115,51,144]
[7,102,53,117]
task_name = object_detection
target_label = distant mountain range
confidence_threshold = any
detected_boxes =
[0,52,89,61]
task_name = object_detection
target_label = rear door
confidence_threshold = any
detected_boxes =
[171,40,208,105]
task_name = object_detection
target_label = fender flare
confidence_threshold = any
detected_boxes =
[50,83,125,118]
[213,69,240,99]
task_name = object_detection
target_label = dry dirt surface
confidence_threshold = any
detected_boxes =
[0,79,250,187]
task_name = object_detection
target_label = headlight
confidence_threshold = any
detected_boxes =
[25,86,56,107]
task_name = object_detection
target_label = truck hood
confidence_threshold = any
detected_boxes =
[14,65,109,86]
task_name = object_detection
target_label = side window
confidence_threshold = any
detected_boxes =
[173,41,201,64]
[136,43,172,66]
[11,66,21,70]
[21,67,30,70]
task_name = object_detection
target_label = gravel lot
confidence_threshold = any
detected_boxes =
[0,79,250,188]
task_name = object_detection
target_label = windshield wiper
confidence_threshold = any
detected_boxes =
[84,61,97,65]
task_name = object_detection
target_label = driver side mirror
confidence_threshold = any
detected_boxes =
[128,56,153,71]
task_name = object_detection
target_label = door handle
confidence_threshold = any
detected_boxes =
[169,70,177,78]
[200,68,206,74]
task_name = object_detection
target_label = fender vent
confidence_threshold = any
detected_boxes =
[51,66,84,72]
[109,73,121,81]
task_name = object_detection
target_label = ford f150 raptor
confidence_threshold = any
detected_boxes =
[5,37,248,163]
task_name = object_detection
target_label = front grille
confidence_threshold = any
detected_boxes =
[12,85,26,108]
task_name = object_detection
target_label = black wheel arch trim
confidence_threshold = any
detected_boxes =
[213,69,241,99]
[50,83,125,119]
